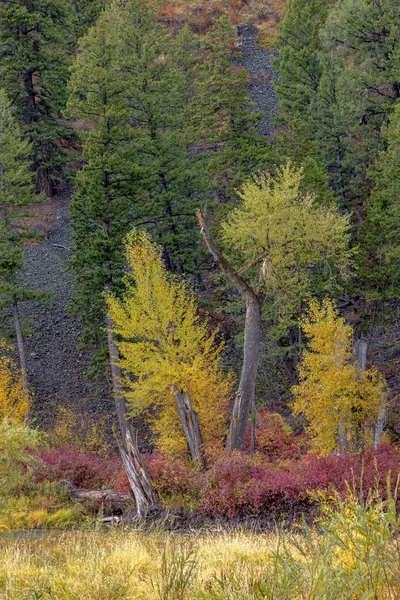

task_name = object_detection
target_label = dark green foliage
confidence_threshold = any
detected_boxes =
[0,90,45,337]
[274,0,329,124]
[67,5,142,371]
[320,0,400,202]
[359,102,400,302]
[0,0,75,194]
[67,0,209,373]
[186,16,272,201]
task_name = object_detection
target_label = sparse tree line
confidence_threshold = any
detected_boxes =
[0,0,398,516]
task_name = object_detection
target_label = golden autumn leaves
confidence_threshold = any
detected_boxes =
[107,232,232,456]
[0,341,30,424]
[292,300,386,455]
[106,164,386,458]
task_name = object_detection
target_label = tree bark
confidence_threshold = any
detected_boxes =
[118,427,159,519]
[105,311,159,518]
[12,299,30,404]
[173,386,206,468]
[226,294,263,451]
[352,336,386,449]
[197,209,265,452]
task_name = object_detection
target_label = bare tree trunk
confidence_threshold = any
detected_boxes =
[353,336,368,372]
[337,422,347,455]
[249,395,256,454]
[226,295,263,451]
[173,386,205,468]
[353,336,386,449]
[105,312,158,518]
[197,210,265,452]
[118,428,159,519]
[374,406,386,450]
[12,299,30,404]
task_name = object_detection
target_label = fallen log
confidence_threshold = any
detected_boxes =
[59,479,132,505]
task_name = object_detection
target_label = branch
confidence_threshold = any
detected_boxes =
[238,254,265,275]
[196,209,257,302]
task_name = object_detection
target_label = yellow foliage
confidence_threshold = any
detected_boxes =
[0,340,30,422]
[292,300,386,455]
[222,163,351,321]
[107,232,232,456]
[50,405,109,455]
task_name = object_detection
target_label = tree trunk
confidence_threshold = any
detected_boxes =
[196,209,265,453]
[173,386,205,468]
[105,312,159,518]
[249,394,256,454]
[226,295,263,451]
[337,422,347,455]
[353,336,368,372]
[374,405,386,450]
[118,427,159,519]
[12,299,30,404]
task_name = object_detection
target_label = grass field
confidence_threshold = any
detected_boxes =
[2,491,400,600]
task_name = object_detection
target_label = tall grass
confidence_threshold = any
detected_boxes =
[2,489,400,599]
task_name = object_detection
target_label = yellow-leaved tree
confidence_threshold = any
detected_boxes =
[292,300,386,455]
[0,341,30,423]
[197,162,351,451]
[107,232,232,464]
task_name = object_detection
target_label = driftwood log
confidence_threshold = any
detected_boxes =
[59,479,131,506]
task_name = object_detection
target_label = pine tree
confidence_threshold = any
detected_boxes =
[273,0,329,125]
[67,6,141,372]
[186,16,272,201]
[115,5,207,274]
[320,0,400,200]
[0,0,73,193]
[0,89,44,402]
[359,101,400,303]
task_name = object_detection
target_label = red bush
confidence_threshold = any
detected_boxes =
[244,411,309,460]
[34,447,123,489]
[199,445,400,518]
[145,453,200,499]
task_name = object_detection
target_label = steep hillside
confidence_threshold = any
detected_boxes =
[21,25,277,429]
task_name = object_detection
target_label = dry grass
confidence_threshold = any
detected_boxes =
[3,490,400,600]
[155,0,288,42]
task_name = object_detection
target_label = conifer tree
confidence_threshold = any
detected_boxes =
[186,16,272,200]
[108,232,231,464]
[359,101,400,303]
[318,0,400,199]
[293,300,386,455]
[0,0,72,193]
[274,0,329,125]
[67,6,141,374]
[0,89,43,402]
[115,4,207,274]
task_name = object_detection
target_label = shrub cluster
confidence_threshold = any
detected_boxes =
[30,412,400,520]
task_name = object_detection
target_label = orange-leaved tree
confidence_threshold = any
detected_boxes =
[292,300,386,455]
[107,232,232,466]
[0,340,30,423]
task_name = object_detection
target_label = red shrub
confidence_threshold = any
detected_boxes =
[145,452,200,499]
[245,411,309,460]
[199,445,400,518]
[34,447,123,489]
